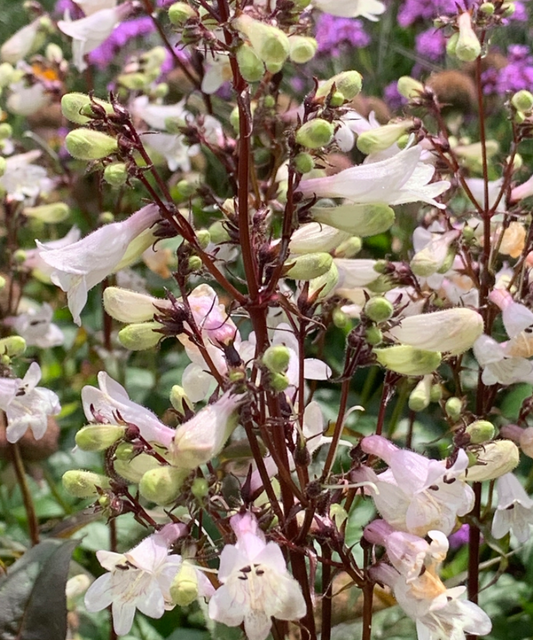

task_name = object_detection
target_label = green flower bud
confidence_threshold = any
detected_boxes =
[195,229,211,250]
[170,562,200,606]
[285,252,333,280]
[308,261,339,300]
[508,153,523,171]
[170,385,193,414]
[118,322,162,351]
[236,44,265,83]
[209,220,230,243]
[373,345,442,376]
[168,2,198,25]
[99,212,115,225]
[191,477,209,500]
[104,288,165,323]
[408,375,432,412]
[65,129,118,161]
[465,420,495,444]
[365,326,383,346]
[233,15,290,72]
[0,62,14,88]
[465,440,519,481]
[188,255,203,271]
[514,111,527,125]
[0,123,12,139]
[75,425,125,452]
[296,119,335,149]
[312,203,395,237]
[316,70,363,101]
[262,345,291,373]
[13,249,26,263]
[289,36,317,64]
[333,236,362,258]
[455,12,481,62]
[61,93,113,125]
[397,76,424,100]
[332,307,349,329]
[364,297,394,323]
[294,152,314,174]
[356,120,415,155]
[176,178,197,197]
[445,397,463,421]
[269,371,290,392]
[430,383,442,403]
[0,275,6,290]
[103,162,128,187]
[139,465,189,504]
[24,202,70,223]
[479,2,495,13]
[114,450,160,483]
[0,336,26,357]
[446,32,459,57]
[118,73,148,90]
[502,2,515,16]
[0,156,6,178]
[511,90,533,113]
[62,470,110,498]
[153,82,169,98]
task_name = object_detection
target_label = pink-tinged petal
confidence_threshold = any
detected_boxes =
[361,434,399,465]
[243,611,273,640]
[84,574,113,612]
[135,582,165,618]
[127,535,169,572]
[112,600,136,636]
[235,532,268,563]
[21,361,42,391]
[0,378,18,409]
[217,545,247,582]
[303,358,331,380]
[254,542,288,575]
[389,450,430,492]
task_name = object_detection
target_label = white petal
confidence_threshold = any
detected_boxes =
[84,574,113,611]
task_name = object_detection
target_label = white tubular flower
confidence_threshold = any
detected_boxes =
[132,96,189,130]
[386,308,484,356]
[0,18,42,64]
[334,259,380,289]
[201,52,233,94]
[85,532,185,636]
[208,513,307,640]
[74,0,118,16]
[357,435,474,536]
[492,473,533,543]
[36,204,160,325]
[287,222,352,254]
[143,132,199,172]
[0,362,60,443]
[6,82,51,117]
[169,392,242,469]
[8,302,64,348]
[298,146,450,208]
[0,151,49,201]
[103,286,170,323]
[473,334,533,386]
[58,3,132,72]
[313,0,385,20]
[82,371,176,447]
[24,226,81,279]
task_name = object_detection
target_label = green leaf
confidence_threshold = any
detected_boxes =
[0,538,78,640]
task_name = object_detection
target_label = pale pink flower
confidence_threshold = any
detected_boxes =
[0,362,60,443]
[82,371,176,447]
[6,302,64,348]
[37,204,160,325]
[208,513,306,640]
[492,473,533,543]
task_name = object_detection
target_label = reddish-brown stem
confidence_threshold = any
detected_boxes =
[321,543,333,640]
[10,442,39,546]
[321,377,351,481]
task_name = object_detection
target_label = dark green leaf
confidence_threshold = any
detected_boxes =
[0,538,78,640]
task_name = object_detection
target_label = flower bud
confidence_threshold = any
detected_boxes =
[334,236,362,258]
[284,252,333,280]
[374,346,442,376]
[170,385,193,414]
[446,32,459,57]
[511,90,533,113]
[45,43,63,63]
[118,322,162,350]
[114,450,160,483]
[289,36,317,64]
[153,82,169,98]
[262,345,291,373]
[66,574,91,609]
[0,335,26,358]
[103,287,165,323]
[332,307,349,329]
[196,229,211,249]
[170,561,200,606]
[308,262,339,300]
[24,202,70,223]
[188,256,203,271]
[191,477,209,499]
[465,440,519,481]
[445,397,463,421]
[233,15,290,73]
[312,202,395,237]
[139,465,189,504]
[75,425,125,451]
[465,420,495,444]
[430,383,442,403]
[168,1,198,25]
[268,371,290,392]
[296,119,335,149]
[397,76,424,100]
[0,156,6,178]
[364,297,394,323]
[103,162,128,187]
[357,120,415,155]
[0,275,6,290]
[479,2,495,13]
[118,73,148,90]
[61,93,113,125]
[502,2,515,16]
[408,375,432,412]
[65,129,118,161]
[294,152,314,174]
[365,326,383,345]
[455,12,481,62]
[0,62,14,88]
[316,70,363,101]
[0,123,12,139]
[287,222,350,254]
[62,470,110,498]
[236,44,264,82]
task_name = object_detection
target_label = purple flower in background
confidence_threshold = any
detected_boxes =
[315,14,370,55]
[415,27,446,61]
[397,0,474,27]
[482,44,533,95]
[87,16,156,68]
[383,81,407,111]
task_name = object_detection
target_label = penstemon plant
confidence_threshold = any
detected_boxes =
[1,1,533,640]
